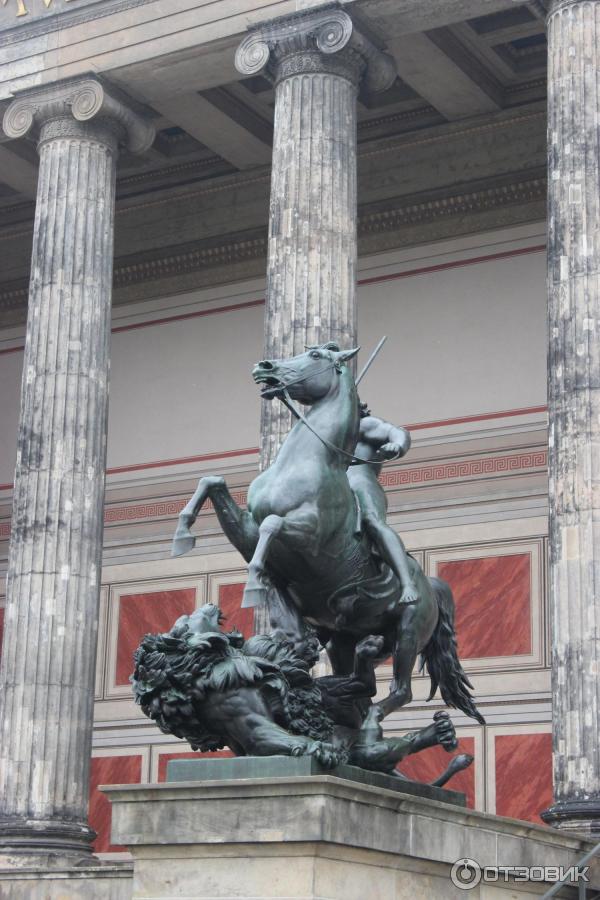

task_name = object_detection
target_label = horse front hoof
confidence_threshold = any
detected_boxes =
[171,528,196,558]
[241,584,268,608]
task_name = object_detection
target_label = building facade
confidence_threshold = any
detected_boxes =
[0,0,597,862]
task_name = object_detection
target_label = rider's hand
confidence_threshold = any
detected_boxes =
[379,442,402,460]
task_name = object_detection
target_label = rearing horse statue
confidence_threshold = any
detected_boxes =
[173,344,484,725]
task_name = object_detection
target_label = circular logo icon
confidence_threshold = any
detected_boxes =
[450,858,482,890]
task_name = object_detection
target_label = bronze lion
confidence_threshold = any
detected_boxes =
[132,604,473,784]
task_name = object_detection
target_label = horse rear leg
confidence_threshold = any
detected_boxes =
[172,476,259,560]
[377,605,419,717]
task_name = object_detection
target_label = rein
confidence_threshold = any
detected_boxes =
[271,359,400,467]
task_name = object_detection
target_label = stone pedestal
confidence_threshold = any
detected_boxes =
[235,6,395,469]
[0,77,153,864]
[105,771,600,899]
[543,0,600,839]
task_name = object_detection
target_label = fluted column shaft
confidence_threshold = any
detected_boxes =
[261,64,359,466]
[236,6,395,469]
[542,0,600,838]
[0,77,153,862]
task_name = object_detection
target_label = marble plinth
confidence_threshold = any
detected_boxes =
[105,771,600,899]
[165,756,467,807]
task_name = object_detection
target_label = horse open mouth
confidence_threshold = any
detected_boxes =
[254,373,284,396]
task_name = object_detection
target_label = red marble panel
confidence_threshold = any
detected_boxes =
[218,582,254,639]
[397,736,476,808]
[116,588,196,685]
[437,553,531,659]
[495,733,552,825]
[89,755,142,853]
[157,748,234,782]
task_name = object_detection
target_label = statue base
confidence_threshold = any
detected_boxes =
[164,755,467,806]
[104,758,600,899]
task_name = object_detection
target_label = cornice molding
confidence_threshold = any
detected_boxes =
[359,173,546,237]
[0,104,545,231]
[114,232,267,290]
[0,173,547,317]
[0,0,153,46]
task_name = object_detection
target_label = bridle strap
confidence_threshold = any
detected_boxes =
[264,353,401,467]
[280,388,400,467]
[272,359,341,389]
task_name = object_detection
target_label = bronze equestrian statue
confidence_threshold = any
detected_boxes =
[171,342,484,728]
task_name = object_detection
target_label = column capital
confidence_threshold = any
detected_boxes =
[235,3,396,92]
[2,75,155,154]
[547,0,594,13]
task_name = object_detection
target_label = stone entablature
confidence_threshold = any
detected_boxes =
[1,0,84,25]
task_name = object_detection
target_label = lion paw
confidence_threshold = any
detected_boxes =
[310,741,340,769]
[294,740,339,769]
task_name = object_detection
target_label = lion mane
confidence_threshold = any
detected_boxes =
[132,617,334,753]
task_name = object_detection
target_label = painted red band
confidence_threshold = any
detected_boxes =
[106,446,258,476]
[358,244,546,287]
[0,406,548,494]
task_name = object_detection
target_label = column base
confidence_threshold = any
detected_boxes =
[0,862,133,900]
[0,815,96,868]
[541,799,600,841]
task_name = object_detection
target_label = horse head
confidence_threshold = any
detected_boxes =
[252,342,360,404]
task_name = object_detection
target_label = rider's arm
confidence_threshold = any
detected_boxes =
[386,424,411,457]
[360,416,411,458]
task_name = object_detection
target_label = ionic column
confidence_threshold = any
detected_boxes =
[236,6,395,469]
[542,0,600,838]
[0,77,154,863]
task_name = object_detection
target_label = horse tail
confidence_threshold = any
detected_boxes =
[420,577,485,725]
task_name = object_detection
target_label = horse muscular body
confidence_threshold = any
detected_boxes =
[173,345,483,723]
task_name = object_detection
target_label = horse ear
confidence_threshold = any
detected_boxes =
[336,346,360,363]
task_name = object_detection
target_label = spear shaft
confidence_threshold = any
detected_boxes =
[356,335,387,386]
